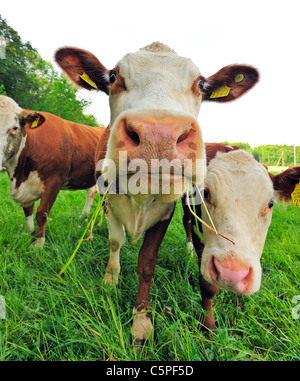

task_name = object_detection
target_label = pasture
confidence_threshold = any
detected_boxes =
[0,171,299,361]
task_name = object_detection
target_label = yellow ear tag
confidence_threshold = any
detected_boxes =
[79,72,98,89]
[31,117,39,128]
[291,183,300,207]
[210,85,231,99]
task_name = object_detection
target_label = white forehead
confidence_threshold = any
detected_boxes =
[117,42,201,90]
[206,150,274,202]
[0,95,22,132]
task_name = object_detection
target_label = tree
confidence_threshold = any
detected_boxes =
[0,84,6,95]
[0,15,99,126]
[220,141,298,166]
[252,145,298,166]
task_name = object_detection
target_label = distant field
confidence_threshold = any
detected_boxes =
[0,171,299,361]
[267,166,290,174]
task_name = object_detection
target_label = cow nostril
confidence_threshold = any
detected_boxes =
[177,130,190,144]
[209,256,219,281]
[125,123,140,146]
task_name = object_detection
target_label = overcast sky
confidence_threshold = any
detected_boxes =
[1,0,300,148]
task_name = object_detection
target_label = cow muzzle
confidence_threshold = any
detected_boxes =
[207,255,259,295]
[106,114,204,201]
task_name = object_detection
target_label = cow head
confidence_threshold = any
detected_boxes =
[200,149,300,295]
[55,42,259,203]
[0,95,25,172]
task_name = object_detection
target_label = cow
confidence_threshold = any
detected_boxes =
[182,143,300,330]
[0,95,105,247]
[55,41,259,346]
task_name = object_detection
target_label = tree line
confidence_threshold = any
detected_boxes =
[222,142,299,167]
[0,15,99,126]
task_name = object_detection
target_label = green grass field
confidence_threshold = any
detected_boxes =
[0,171,299,361]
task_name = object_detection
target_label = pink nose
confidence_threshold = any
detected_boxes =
[210,256,253,294]
[114,115,201,164]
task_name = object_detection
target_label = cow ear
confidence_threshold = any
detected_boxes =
[270,166,300,202]
[55,47,109,94]
[24,112,45,129]
[202,65,259,102]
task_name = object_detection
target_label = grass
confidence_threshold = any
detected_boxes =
[0,171,299,361]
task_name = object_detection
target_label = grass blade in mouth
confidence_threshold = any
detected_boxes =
[186,181,235,245]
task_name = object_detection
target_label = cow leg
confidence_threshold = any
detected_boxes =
[181,195,193,254]
[132,210,174,348]
[102,210,125,285]
[80,186,97,217]
[23,204,35,234]
[34,180,62,248]
[191,226,219,330]
[199,274,219,331]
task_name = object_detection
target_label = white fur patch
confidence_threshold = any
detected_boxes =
[3,135,27,177]
[34,237,45,248]
[0,95,23,170]
[106,194,174,244]
[81,185,97,215]
[200,150,274,294]
[131,307,153,341]
[9,170,44,208]
[25,214,34,234]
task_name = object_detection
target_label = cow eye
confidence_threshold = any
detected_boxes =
[109,72,116,84]
[268,200,274,209]
[198,79,204,89]
[203,188,210,199]
[9,126,18,133]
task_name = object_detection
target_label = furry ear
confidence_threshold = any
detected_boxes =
[202,65,259,102]
[55,47,109,94]
[269,166,300,202]
[24,112,45,129]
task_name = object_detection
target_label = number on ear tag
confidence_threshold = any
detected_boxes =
[291,183,300,207]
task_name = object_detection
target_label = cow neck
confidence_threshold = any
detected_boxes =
[4,135,27,180]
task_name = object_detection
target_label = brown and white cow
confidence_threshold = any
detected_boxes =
[183,143,300,330]
[55,42,259,346]
[0,95,105,247]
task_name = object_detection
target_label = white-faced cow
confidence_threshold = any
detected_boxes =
[55,42,259,346]
[183,143,300,330]
[0,95,105,247]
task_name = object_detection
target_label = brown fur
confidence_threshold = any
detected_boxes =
[54,47,109,93]
[13,110,105,241]
[270,166,300,202]
[94,125,111,180]
[109,66,127,95]
[203,65,259,103]
[205,143,241,165]
[15,111,105,189]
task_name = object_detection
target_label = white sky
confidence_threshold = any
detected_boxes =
[1,0,300,148]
